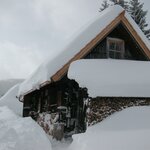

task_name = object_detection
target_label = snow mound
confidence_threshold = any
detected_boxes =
[68,59,150,97]
[70,106,150,150]
[0,106,52,150]
[0,84,23,116]
[0,106,18,123]
[0,79,23,97]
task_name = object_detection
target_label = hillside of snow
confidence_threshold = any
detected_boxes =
[70,106,150,150]
[0,84,23,116]
[0,79,23,98]
[0,106,52,150]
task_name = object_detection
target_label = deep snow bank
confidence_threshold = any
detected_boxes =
[0,84,23,116]
[0,106,52,150]
[0,79,23,97]
[70,106,150,150]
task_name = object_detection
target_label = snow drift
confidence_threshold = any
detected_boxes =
[0,79,23,97]
[0,84,23,116]
[0,106,52,150]
[70,106,150,150]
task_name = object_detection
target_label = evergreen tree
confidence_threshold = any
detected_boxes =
[99,0,109,12]
[110,0,128,10]
[129,0,150,39]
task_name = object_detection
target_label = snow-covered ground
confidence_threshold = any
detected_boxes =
[0,106,52,150]
[70,106,150,150]
[0,96,150,150]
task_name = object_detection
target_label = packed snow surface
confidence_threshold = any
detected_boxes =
[0,106,52,150]
[68,59,150,97]
[18,5,150,97]
[0,84,23,116]
[70,106,150,150]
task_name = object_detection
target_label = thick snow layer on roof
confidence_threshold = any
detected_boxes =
[125,13,150,51]
[0,106,52,150]
[18,5,124,96]
[68,59,150,97]
[70,106,150,150]
[0,84,23,116]
[18,5,150,96]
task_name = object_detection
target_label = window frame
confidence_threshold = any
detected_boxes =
[107,37,125,59]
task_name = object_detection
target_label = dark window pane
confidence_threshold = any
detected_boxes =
[115,52,121,59]
[109,51,114,58]
[116,43,123,51]
[109,42,116,50]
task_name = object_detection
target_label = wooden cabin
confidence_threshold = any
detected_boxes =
[19,5,150,138]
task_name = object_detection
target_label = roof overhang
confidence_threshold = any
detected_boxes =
[68,59,150,98]
[19,6,150,100]
[51,11,150,82]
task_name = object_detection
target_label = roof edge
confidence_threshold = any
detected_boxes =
[19,7,150,99]
[51,10,125,82]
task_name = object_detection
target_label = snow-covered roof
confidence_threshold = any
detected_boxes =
[18,5,150,97]
[68,59,150,98]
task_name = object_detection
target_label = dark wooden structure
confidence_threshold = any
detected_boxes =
[21,9,150,138]
[23,76,88,136]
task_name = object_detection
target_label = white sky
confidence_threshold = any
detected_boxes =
[0,0,149,80]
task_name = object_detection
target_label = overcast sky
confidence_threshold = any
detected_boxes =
[0,0,150,80]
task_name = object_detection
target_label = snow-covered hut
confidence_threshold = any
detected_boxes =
[18,5,150,136]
